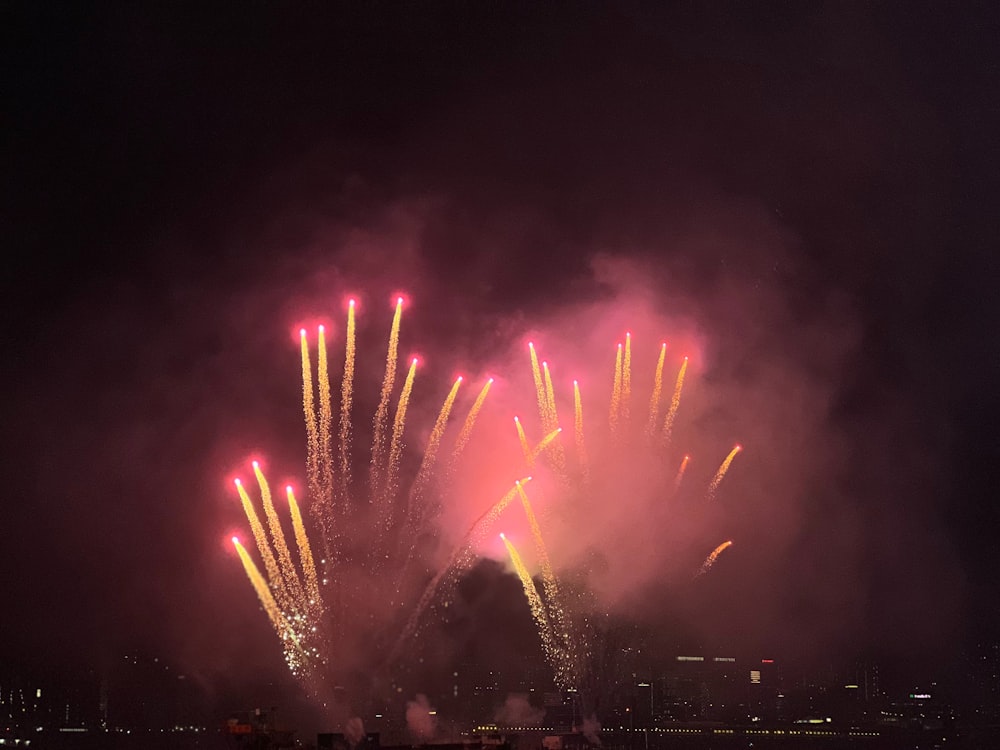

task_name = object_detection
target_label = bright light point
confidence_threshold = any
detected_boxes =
[397,296,403,305]
[618,343,622,349]
[233,478,242,486]
[299,328,307,337]
[573,379,578,385]
[662,342,667,348]
[515,480,521,485]
[456,375,463,382]
[348,298,356,307]
[626,331,631,337]
[499,532,506,539]
[488,377,494,383]
[684,355,689,360]
[735,444,743,451]
[684,455,690,460]
[556,427,563,432]
[318,324,325,333]
[514,416,520,422]
[231,536,239,545]
[411,357,419,365]
[285,485,293,493]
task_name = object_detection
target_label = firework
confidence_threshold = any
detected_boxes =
[696,540,734,577]
[708,445,742,500]
[646,342,668,436]
[662,355,688,444]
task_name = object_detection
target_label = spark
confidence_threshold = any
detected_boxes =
[662,356,688,444]
[707,445,743,500]
[371,296,403,494]
[610,342,623,434]
[646,343,668,436]
[696,540,734,577]
[514,416,532,467]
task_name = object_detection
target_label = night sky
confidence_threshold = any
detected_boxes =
[4,1,999,725]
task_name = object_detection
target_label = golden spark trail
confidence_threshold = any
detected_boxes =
[697,540,733,577]
[410,376,463,519]
[392,479,530,660]
[451,378,493,464]
[234,479,285,607]
[337,300,356,507]
[646,343,667,436]
[286,486,321,608]
[516,482,572,663]
[673,455,691,494]
[300,330,321,509]
[316,325,334,515]
[707,445,742,500]
[662,356,688,443]
[514,417,532,467]
[233,538,287,634]
[528,343,549,430]
[371,297,403,491]
[501,534,568,689]
[610,343,623,433]
[542,362,565,469]
[573,380,588,476]
[253,462,305,611]
[384,358,418,508]
[529,427,563,463]
[621,332,632,425]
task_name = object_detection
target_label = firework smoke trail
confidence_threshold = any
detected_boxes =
[673,455,691,494]
[707,445,742,500]
[253,461,307,613]
[696,540,734,577]
[300,330,321,509]
[662,356,688,444]
[286,485,322,609]
[383,358,419,513]
[501,534,571,690]
[234,478,288,610]
[573,380,589,477]
[646,343,668,436]
[450,378,493,466]
[337,300,357,510]
[371,297,403,494]
[610,342,623,434]
[514,416,533,467]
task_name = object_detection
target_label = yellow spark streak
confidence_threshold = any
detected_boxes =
[673,454,691,494]
[286,486,321,608]
[411,376,463,506]
[662,356,688,444]
[514,416,532,467]
[337,300,356,506]
[300,330,320,509]
[371,297,403,492]
[501,534,568,689]
[529,427,563,463]
[697,540,734,576]
[621,332,632,425]
[516,483,568,640]
[253,463,305,611]
[610,343,623,433]
[573,380,589,477]
[707,445,742,500]
[646,343,667,436]
[234,479,284,603]
[233,538,288,634]
[371,297,403,495]
[392,478,531,659]
[451,378,493,463]
[384,358,418,506]
[528,343,549,430]
[316,326,334,509]
[541,362,565,469]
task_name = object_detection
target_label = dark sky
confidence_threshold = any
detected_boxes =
[3,0,999,721]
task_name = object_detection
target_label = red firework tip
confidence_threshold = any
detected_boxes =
[542,360,548,367]
[251,460,259,469]
[499,532,506,539]
[618,342,622,349]
[231,536,240,545]
[488,377,494,383]
[735,444,743,451]
[626,331,631,337]
[396,296,404,305]
[349,298,356,307]
[573,379,578,385]
[684,355,689,360]
[318,324,325,333]
[411,357,419,365]
[528,341,534,348]
[300,328,307,337]
[661,342,667,348]
[684,455,691,461]
[456,375,463,382]
[233,478,242,487]
[285,485,293,493]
